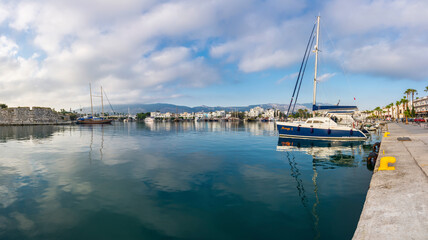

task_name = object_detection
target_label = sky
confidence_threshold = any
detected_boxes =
[0,0,427,111]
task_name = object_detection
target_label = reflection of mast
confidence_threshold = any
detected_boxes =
[89,126,93,164]
[312,163,320,240]
[285,150,321,239]
[88,126,104,163]
[100,125,104,161]
[286,152,309,208]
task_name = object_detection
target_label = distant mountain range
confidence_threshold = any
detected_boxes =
[77,102,330,114]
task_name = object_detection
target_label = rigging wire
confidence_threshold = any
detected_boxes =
[103,89,115,114]
[286,22,317,118]
[292,35,316,114]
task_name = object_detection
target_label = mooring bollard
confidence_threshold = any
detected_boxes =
[378,157,396,171]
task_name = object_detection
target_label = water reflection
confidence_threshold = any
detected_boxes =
[139,121,277,136]
[276,137,380,240]
[0,123,379,240]
[277,138,365,168]
[0,125,66,142]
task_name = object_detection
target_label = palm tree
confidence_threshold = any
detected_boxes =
[374,106,382,118]
[389,103,394,119]
[401,97,409,124]
[386,103,393,119]
[395,101,400,120]
[405,89,417,116]
[425,86,428,93]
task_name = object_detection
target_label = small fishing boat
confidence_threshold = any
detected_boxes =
[276,16,367,141]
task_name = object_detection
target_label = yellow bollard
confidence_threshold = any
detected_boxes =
[384,132,390,137]
[378,157,396,171]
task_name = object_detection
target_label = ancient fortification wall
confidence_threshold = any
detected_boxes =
[0,107,63,125]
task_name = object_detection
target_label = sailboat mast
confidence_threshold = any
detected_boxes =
[90,83,94,116]
[101,86,104,118]
[313,15,320,117]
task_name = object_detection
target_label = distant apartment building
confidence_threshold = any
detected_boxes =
[262,109,275,118]
[382,102,411,119]
[414,96,428,117]
[248,107,264,118]
[212,110,225,118]
[150,112,161,118]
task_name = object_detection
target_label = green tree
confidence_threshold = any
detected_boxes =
[0,103,7,109]
[374,107,382,118]
[405,89,417,116]
[136,112,150,120]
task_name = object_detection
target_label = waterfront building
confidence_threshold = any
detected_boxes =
[248,107,264,118]
[414,96,428,117]
[150,112,162,118]
[263,109,275,118]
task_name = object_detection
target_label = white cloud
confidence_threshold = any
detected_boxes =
[317,73,336,82]
[276,72,299,84]
[322,0,428,80]
[0,0,426,109]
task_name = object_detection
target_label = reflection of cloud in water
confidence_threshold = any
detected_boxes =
[62,182,93,195]
[0,186,17,208]
[131,152,221,192]
[0,123,309,239]
[10,212,35,231]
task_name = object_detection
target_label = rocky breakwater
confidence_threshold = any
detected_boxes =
[0,107,70,125]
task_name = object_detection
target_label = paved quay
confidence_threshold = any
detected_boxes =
[353,123,428,240]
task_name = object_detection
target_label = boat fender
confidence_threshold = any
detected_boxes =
[373,142,381,153]
[310,127,314,133]
[350,129,353,135]
[297,125,301,131]
[367,152,378,166]
[328,128,331,135]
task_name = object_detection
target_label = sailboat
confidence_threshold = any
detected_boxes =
[276,16,367,141]
[77,84,113,124]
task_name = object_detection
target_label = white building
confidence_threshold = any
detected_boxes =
[248,107,264,118]
[414,96,428,117]
[262,109,275,118]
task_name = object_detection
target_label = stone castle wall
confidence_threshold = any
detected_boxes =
[0,107,63,125]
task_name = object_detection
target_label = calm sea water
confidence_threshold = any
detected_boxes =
[0,122,380,240]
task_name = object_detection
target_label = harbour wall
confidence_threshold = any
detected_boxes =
[353,123,428,240]
[0,107,68,125]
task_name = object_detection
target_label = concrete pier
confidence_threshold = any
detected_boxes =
[353,123,428,239]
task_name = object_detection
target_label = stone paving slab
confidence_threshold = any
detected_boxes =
[353,123,428,240]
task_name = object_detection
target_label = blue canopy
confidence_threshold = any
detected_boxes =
[313,105,358,111]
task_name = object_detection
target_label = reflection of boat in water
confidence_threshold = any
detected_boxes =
[276,16,366,141]
[144,117,155,123]
[276,136,365,239]
[277,138,364,167]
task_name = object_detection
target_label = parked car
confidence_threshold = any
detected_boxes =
[414,118,426,122]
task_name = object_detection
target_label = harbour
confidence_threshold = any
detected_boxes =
[0,121,380,240]
[0,1,427,239]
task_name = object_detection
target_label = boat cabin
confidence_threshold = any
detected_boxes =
[304,117,338,127]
